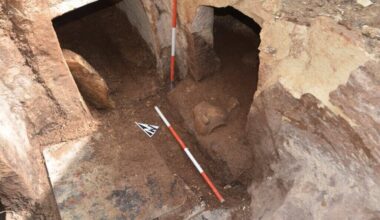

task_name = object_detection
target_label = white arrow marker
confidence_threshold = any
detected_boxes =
[135,122,159,138]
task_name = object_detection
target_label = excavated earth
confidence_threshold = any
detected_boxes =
[43,4,253,219]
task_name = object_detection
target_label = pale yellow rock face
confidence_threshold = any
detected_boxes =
[48,0,98,17]
[258,17,373,120]
[180,0,274,26]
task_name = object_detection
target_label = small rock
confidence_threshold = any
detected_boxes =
[356,0,373,7]
[316,1,325,7]
[62,49,115,109]
[226,97,240,113]
[264,46,277,54]
[200,201,206,207]
[362,25,380,40]
[145,100,152,107]
[223,184,232,190]
[193,101,227,135]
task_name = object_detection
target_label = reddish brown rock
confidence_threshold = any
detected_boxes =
[226,96,240,113]
[193,101,227,135]
[362,25,380,40]
[0,0,91,218]
[168,77,255,184]
[246,83,380,219]
[187,33,221,81]
[63,49,115,109]
[330,61,380,162]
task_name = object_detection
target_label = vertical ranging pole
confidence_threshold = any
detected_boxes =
[154,106,225,203]
[170,0,177,89]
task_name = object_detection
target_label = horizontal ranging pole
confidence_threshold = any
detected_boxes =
[154,106,225,203]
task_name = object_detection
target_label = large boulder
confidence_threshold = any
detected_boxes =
[63,49,115,109]
[193,101,227,135]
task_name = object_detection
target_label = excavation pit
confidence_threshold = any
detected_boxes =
[48,2,260,219]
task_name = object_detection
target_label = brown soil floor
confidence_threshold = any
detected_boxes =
[53,3,259,219]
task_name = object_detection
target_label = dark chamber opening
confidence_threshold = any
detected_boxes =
[214,6,261,35]
[0,201,6,220]
[52,0,156,107]
[53,0,120,27]
[212,6,261,102]
[191,5,262,186]
[214,7,261,92]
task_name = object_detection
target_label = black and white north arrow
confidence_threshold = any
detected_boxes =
[135,122,159,137]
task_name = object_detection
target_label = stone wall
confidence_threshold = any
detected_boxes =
[4,0,94,146]
[117,0,188,79]
[0,82,59,219]
[1,0,94,217]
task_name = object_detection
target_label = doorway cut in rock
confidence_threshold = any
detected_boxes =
[52,0,159,106]
[169,6,261,186]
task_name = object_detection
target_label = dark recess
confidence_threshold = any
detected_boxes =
[52,0,122,27]
[0,201,6,220]
[214,6,262,35]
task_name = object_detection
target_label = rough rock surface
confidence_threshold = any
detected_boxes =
[247,84,380,219]
[193,101,227,135]
[244,1,380,219]
[0,91,59,219]
[0,0,93,218]
[63,49,115,109]
[1,0,94,147]
[187,6,221,81]
[330,61,380,162]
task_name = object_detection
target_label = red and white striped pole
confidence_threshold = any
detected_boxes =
[170,0,177,89]
[154,106,225,203]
